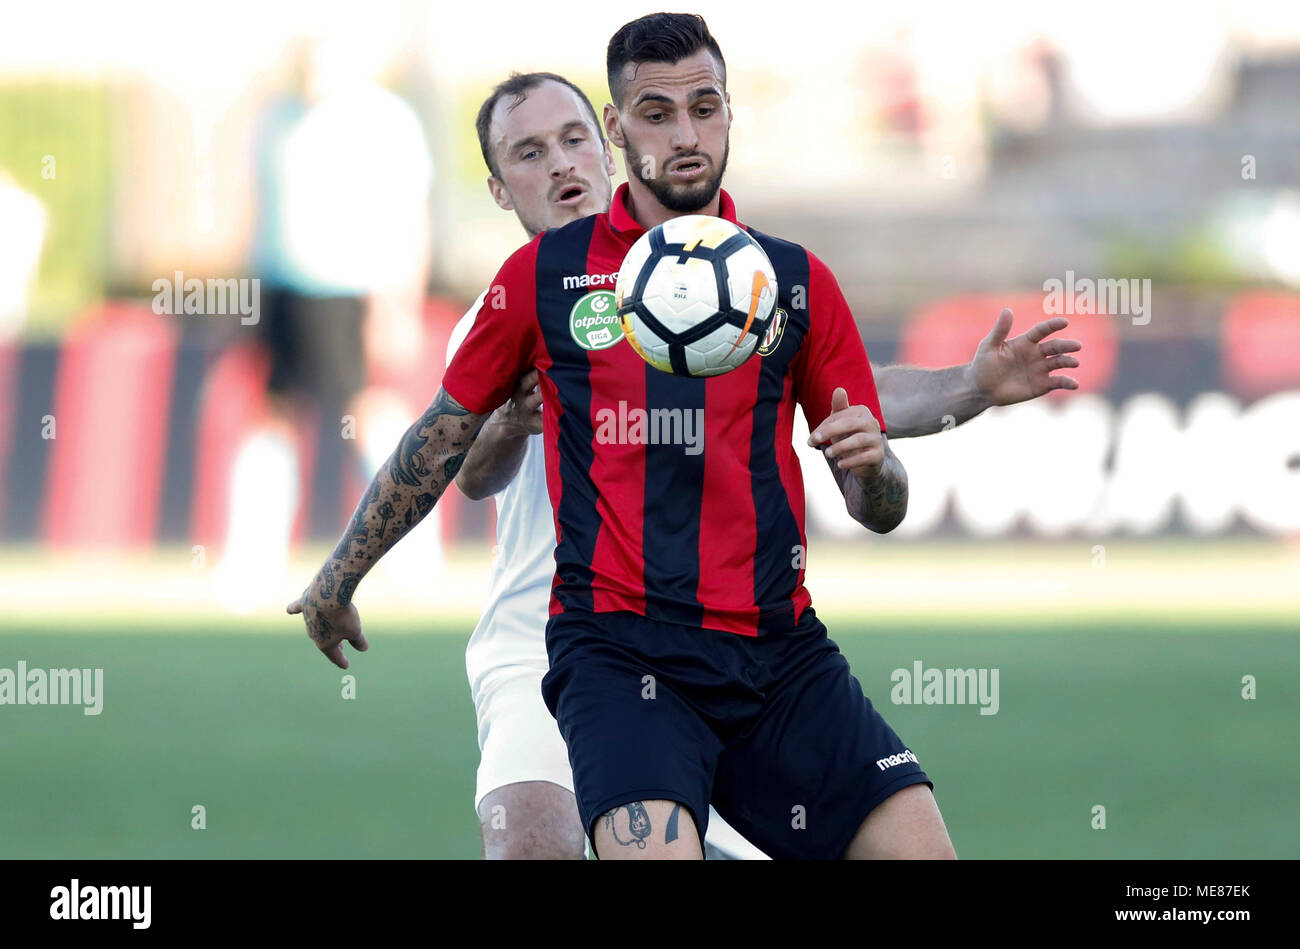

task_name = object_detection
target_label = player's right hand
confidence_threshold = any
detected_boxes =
[286,574,369,670]
[498,369,543,436]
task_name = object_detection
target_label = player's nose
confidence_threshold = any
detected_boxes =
[671,111,698,150]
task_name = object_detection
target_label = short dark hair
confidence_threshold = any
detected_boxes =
[475,72,603,179]
[606,13,726,107]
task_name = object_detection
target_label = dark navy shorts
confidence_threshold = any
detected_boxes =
[541,607,933,860]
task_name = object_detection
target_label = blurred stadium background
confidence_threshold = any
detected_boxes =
[1,0,1297,858]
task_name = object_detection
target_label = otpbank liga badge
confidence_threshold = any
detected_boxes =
[569,290,624,351]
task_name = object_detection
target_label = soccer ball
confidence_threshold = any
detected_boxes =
[615,215,778,377]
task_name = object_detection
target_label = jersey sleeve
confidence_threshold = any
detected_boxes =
[793,250,886,436]
[440,238,541,414]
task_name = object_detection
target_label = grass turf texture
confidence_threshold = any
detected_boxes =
[0,615,1295,859]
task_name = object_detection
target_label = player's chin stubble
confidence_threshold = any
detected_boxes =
[628,139,730,214]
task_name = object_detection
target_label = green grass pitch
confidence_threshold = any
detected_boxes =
[1,614,1296,858]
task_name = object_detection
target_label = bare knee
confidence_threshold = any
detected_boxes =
[478,782,586,860]
[593,800,702,860]
[844,784,957,860]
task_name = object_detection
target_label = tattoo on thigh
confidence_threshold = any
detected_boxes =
[603,801,652,849]
[665,803,681,844]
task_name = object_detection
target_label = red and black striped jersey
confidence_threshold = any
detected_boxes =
[442,184,884,637]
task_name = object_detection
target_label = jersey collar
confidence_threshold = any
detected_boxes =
[607,182,739,238]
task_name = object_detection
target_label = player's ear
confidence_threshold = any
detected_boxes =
[602,138,616,177]
[603,103,624,148]
[487,176,514,212]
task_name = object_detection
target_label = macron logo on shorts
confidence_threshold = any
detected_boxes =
[875,749,919,772]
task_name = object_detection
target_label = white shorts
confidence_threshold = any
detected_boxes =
[472,663,575,812]
[466,575,568,813]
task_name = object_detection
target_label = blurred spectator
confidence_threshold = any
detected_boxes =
[213,38,436,611]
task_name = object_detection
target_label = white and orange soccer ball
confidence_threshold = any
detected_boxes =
[615,215,778,377]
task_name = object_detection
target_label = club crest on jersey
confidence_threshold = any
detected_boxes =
[758,307,788,356]
[569,290,624,350]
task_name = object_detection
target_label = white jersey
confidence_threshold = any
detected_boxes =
[447,296,556,695]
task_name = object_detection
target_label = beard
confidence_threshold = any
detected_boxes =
[626,136,730,213]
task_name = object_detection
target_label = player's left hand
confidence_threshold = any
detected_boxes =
[808,387,886,479]
[971,308,1082,406]
[497,369,543,436]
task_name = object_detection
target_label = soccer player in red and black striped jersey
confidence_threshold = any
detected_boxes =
[293,13,960,858]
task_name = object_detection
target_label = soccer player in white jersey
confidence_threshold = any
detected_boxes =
[447,72,1081,859]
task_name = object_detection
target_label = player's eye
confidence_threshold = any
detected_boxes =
[521,149,540,161]
[645,111,666,122]
[565,136,585,147]
[696,106,716,117]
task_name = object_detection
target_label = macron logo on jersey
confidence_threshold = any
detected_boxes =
[876,749,919,772]
[562,272,620,290]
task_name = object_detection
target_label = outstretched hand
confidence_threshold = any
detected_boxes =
[287,574,369,670]
[971,308,1081,406]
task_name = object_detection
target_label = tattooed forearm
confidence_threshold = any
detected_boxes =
[330,479,380,560]
[330,522,369,561]
[320,387,488,604]
[444,453,466,483]
[402,492,436,528]
[392,388,470,487]
[831,445,908,533]
[336,572,360,603]
[376,501,395,539]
